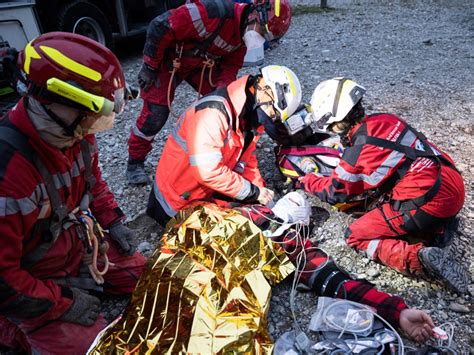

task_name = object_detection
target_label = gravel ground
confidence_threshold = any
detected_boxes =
[97,0,473,352]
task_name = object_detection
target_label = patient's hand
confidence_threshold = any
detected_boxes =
[399,308,435,343]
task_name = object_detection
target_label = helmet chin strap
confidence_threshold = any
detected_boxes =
[41,104,85,137]
[252,80,275,111]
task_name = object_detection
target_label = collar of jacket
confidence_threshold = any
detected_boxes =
[225,75,252,127]
[8,97,91,173]
[347,114,370,142]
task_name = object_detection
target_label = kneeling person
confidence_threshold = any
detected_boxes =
[0,33,146,354]
[300,77,469,293]
[147,65,301,226]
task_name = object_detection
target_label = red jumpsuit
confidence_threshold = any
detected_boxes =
[0,99,146,354]
[128,0,249,161]
[302,114,464,275]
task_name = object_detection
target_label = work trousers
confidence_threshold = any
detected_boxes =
[345,173,464,276]
[0,239,146,355]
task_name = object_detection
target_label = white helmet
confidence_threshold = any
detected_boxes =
[261,65,302,121]
[310,77,366,132]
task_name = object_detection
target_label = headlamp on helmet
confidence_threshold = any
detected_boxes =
[252,0,291,41]
[261,65,302,121]
[46,78,126,116]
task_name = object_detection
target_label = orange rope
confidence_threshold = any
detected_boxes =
[167,44,184,116]
[197,58,216,100]
[82,215,113,285]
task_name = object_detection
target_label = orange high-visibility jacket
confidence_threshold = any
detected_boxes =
[154,75,265,217]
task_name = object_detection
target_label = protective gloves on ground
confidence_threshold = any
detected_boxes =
[59,288,100,326]
[271,191,311,225]
[137,63,158,92]
[109,221,137,256]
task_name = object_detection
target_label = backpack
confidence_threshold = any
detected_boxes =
[276,133,344,180]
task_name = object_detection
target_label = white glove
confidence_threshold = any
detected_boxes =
[271,191,312,225]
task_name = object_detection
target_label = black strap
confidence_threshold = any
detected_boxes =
[355,135,436,161]
[191,17,226,56]
[0,126,35,162]
[0,124,95,268]
[353,121,452,210]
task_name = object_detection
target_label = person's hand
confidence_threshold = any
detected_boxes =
[109,222,137,256]
[257,187,275,206]
[299,173,322,193]
[137,63,158,92]
[60,288,100,326]
[399,309,435,343]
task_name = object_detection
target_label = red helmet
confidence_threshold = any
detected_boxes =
[19,32,126,115]
[254,0,291,40]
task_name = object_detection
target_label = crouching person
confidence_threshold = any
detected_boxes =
[0,33,146,354]
[147,65,302,226]
[300,77,469,293]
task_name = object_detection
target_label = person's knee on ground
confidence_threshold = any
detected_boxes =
[146,187,172,227]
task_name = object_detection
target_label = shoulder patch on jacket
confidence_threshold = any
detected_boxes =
[195,100,229,122]
[144,11,172,58]
[202,0,234,18]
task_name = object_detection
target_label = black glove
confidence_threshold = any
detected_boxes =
[109,221,137,256]
[59,288,100,326]
[137,63,158,92]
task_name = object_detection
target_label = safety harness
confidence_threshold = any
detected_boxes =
[0,114,111,289]
[167,17,228,113]
[351,117,458,233]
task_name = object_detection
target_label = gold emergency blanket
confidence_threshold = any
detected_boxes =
[90,203,295,354]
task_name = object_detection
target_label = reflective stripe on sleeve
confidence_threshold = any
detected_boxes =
[186,3,208,37]
[234,179,251,200]
[336,129,418,186]
[213,36,240,52]
[189,152,223,166]
[0,183,49,217]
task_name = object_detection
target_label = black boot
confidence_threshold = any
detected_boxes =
[126,159,150,185]
[418,246,470,294]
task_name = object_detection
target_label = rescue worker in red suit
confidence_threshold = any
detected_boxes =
[300,77,469,294]
[126,0,292,184]
[0,33,146,354]
[146,65,300,226]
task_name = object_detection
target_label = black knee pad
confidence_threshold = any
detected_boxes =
[140,103,170,136]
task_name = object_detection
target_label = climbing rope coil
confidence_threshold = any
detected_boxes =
[77,210,113,285]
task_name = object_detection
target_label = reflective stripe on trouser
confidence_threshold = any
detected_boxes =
[127,61,219,161]
[345,203,426,275]
[0,237,146,353]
